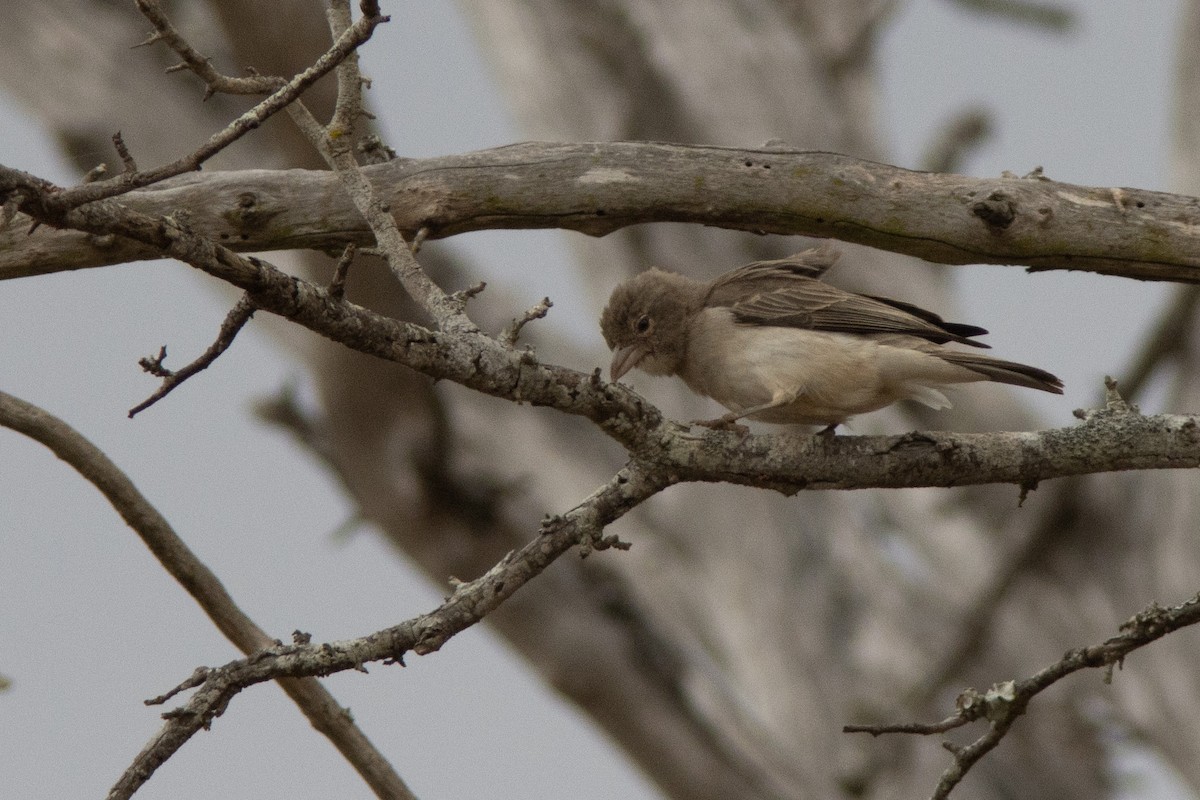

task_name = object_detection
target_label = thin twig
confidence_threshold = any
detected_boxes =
[285,96,474,332]
[133,0,281,97]
[846,593,1200,799]
[328,243,357,300]
[0,390,416,800]
[326,0,366,139]
[48,2,388,210]
[502,297,553,347]
[843,713,969,737]
[112,132,139,174]
[107,461,670,800]
[129,294,256,418]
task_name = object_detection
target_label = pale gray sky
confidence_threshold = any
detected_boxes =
[0,2,1187,799]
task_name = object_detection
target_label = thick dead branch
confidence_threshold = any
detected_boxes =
[7,181,1200,491]
[4,144,1200,282]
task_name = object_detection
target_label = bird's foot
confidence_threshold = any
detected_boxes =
[815,423,839,437]
[690,415,750,436]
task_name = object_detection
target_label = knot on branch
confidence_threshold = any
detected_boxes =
[1119,601,1171,636]
[971,190,1016,230]
[957,680,1017,723]
[1072,376,1140,422]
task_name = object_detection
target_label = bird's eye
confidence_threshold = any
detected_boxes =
[635,315,652,334]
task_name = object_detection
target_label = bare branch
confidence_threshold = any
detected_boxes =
[284,96,474,331]
[6,144,1200,283]
[112,132,138,174]
[502,297,553,347]
[0,391,416,800]
[108,462,671,799]
[325,0,368,138]
[133,0,280,95]
[5,185,1200,491]
[846,592,1200,798]
[40,3,389,210]
[843,713,969,737]
[128,294,256,417]
[327,243,357,300]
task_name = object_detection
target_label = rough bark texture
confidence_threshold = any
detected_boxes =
[5,2,1198,800]
[8,145,1200,281]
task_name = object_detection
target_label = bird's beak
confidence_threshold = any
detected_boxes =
[610,344,646,382]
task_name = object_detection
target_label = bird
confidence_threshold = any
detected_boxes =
[599,245,1062,432]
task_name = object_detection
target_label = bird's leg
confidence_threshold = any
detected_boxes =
[691,390,799,435]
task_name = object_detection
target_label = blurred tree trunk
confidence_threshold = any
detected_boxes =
[6,2,1200,799]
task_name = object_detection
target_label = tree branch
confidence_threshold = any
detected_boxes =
[4,143,1200,282]
[107,461,670,800]
[128,294,256,418]
[5,180,1200,491]
[845,591,1200,799]
[37,2,388,211]
[0,390,416,800]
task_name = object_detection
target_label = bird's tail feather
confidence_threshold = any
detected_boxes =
[939,351,1064,394]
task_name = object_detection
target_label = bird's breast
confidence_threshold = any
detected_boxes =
[679,309,902,423]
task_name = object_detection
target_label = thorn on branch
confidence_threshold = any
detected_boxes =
[502,297,553,348]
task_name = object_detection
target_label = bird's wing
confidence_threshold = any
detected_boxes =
[705,248,990,348]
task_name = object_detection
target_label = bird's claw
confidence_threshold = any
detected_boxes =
[690,416,750,436]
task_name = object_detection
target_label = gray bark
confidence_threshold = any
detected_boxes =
[4,2,1197,799]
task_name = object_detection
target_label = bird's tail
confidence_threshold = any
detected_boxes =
[939,351,1064,394]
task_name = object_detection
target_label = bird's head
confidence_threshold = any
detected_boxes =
[599,268,702,381]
